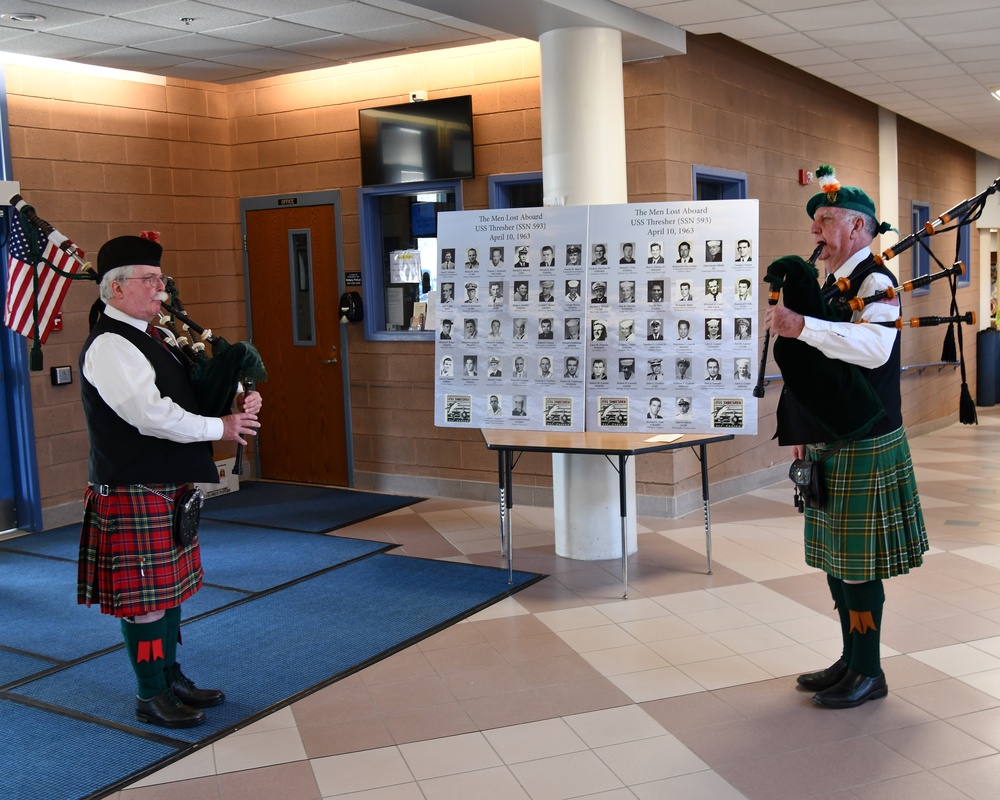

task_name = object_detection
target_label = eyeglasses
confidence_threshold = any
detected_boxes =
[125,274,171,287]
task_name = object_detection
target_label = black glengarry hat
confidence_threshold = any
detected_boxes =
[96,232,162,280]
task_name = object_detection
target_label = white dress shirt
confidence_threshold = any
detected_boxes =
[798,247,899,369]
[82,304,224,443]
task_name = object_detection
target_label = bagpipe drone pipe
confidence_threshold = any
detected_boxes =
[158,278,267,474]
[871,177,1000,425]
[757,177,998,437]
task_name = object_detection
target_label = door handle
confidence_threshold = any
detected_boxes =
[321,358,338,365]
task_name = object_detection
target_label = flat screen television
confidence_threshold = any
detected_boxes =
[359,95,474,186]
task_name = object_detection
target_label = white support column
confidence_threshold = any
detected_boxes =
[878,108,900,280]
[541,27,637,560]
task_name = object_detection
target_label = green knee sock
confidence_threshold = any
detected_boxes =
[120,616,170,699]
[841,580,885,678]
[827,574,852,664]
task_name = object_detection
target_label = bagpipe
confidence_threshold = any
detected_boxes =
[756,176,998,437]
[157,279,267,474]
[760,246,889,442]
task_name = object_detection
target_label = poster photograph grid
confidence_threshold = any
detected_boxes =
[434,200,759,435]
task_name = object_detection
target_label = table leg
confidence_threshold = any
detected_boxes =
[497,450,507,560]
[619,454,629,599]
[700,443,713,574]
[504,450,514,584]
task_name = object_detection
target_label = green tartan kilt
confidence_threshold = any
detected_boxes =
[804,427,928,581]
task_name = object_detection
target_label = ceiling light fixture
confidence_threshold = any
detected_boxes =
[1,14,46,23]
[992,87,1000,102]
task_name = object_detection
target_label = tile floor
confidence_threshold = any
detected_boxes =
[114,409,1000,799]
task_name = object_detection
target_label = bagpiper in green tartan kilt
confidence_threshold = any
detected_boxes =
[804,426,928,581]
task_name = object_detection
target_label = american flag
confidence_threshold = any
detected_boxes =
[4,209,84,343]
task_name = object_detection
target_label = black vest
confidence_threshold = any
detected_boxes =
[838,256,903,436]
[776,254,902,443]
[80,316,218,485]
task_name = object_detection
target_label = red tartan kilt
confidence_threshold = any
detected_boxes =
[78,484,203,617]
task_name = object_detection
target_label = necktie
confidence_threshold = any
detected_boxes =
[147,324,173,353]
[823,273,836,288]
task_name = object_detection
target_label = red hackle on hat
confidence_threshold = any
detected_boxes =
[140,231,161,242]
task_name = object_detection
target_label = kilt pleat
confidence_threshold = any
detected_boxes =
[804,427,928,581]
[78,483,203,617]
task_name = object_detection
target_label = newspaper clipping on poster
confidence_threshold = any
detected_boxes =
[434,200,759,435]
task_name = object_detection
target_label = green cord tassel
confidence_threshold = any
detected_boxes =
[28,338,43,371]
[941,324,956,363]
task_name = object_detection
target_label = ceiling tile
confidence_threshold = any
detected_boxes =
[808,20,914,48]
[37,16,185,46]
[906,9,1000,37]
[773,1,893,31]
[282,33,401,61]
[186,0,347,14]
[740,31,815,55]
[283,3,422,35]
[2,1,102,28]
[638,0,759,26]
[116,1,265,31]
[201,19,335,47]
[0,29,109,58]
[151,58,261,82]
[356,19,476,47]
[209,47,329,71]
[135,33,259,59]
[926,29,1000,50]
[833,39,935,61]
[84,46,189,72]
[684,16,793,38]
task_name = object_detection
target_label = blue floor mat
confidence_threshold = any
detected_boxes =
[201,481,423,532]
[0,525,80,559]
[1,502,544,800]
[0,650,57,688]
[195,519,393,593]
[10,554,543,747]
[0,525,391,666]
[0,698,178,800]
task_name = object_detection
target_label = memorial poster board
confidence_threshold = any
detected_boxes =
[434,200,759,434]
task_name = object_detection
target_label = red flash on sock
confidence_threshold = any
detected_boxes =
[848,611,877,634]
[137,638,165,662]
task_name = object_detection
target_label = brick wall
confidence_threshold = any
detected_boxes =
[2,35,978,522]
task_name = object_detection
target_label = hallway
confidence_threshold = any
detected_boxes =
[117,410,1000,799]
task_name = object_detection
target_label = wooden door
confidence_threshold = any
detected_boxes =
[245,205,348,484]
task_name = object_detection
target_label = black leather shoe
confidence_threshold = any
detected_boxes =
[136,689,205,728]
[812,670,888,709]
[796,658,848,691]
[169,664,225,709]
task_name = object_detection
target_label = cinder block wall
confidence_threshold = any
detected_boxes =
[3,34,978,525]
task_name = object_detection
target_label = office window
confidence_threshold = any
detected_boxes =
[289,229,316,345]
[957,223,971,288]
[358,179,463,341]
[692,166,747,201]
[489,172,543,209]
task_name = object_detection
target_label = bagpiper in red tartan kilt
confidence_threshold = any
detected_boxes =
[78,483,203,618]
